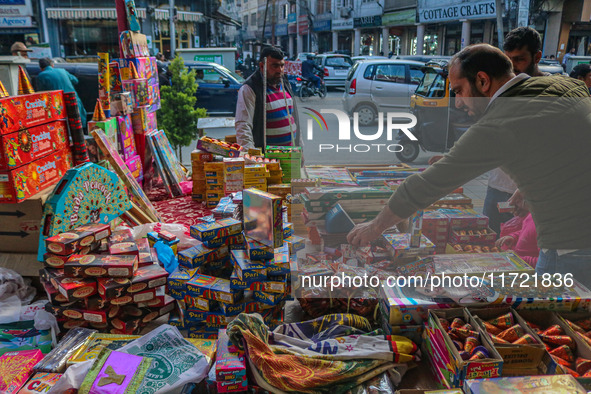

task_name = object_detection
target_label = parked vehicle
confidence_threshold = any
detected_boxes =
[342,59,425,126]
[295,52,316,62]
[538,59,567,75]
[396,60,473,162]
[298,71,327,101]
[351,56,387,64]
[26,62,98,122]
[314,54,353,88]
[185,61,244,116]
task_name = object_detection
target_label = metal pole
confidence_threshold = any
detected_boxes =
[262,0,270,43]
[39,0,50,43]
[170,0,176,57]
[263,57,267,149]
[495,0,504,49]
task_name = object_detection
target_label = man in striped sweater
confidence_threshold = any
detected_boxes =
[235,46,301,150]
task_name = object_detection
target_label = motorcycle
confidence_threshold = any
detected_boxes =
[297,71,327,101]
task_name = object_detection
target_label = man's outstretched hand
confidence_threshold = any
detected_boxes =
[347,221,382,247]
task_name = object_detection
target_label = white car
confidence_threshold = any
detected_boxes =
[342,59,425,126]
[315,54,353,88]
[351,56,387,64]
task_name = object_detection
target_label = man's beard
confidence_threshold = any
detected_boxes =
[523,62,536,77]
[268,75,282,85]
[467,84,488,117]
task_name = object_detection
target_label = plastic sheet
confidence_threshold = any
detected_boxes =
[34,327,96,373]
[0,268,35,304]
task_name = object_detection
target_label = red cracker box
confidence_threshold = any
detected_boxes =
[0,349,45,393]
[110,288,156,306]
[97,264,167,300]
[0,120,69,170]
[41,278,68,304]
[0,148,72,203]
[0,91,65,136]
[216,329,247,389]
[440,208,489,230]
[64,254,138,278]
[137,238,157,266]
[44,302,108,324]
[137,294,175,309]
[52,276,97,301]
[108,228,134,245]
[130,108,157,134]
[449,227,497,245]
[108,241,140,256]
[45,223,111,256]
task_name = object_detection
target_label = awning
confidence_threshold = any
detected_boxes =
[211,10,242,28]
[46,8,203,22]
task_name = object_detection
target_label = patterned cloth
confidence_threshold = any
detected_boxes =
[227,313,419,393]
[265,84,295,146]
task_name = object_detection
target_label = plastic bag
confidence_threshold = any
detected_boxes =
[500,215,524,238]
[0,267,35,304]
[0,295,22,324]
[154,240,178,274]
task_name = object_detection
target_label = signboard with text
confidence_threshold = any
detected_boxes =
[354,15,382,28]
[333,19,354,30]
[418,0,496,23]
[0,16,32,28]
[0,0,32,17]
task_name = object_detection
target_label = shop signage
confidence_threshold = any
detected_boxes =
[313,19,331,32]
[298,15,309,35]
[287,13,296,24]
[288,24,297,34]
[333,19,354,30]
[0,16,32,28]
[418,0,496,23]
[276,23,288,36]
[383,8,416,26]
[0,0,32,17]
[354,15,382,28]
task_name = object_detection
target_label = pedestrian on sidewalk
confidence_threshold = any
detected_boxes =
[36,58,87,124]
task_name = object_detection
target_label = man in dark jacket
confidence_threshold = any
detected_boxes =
[301,55,323,91]
[348,44,591,285]
[235,46,300,150]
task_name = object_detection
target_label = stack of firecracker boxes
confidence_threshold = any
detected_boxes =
[40,225,172,334]
[167,189,306,339]
[265,146,302,184]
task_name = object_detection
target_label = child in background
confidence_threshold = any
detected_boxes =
[496,211,539,267]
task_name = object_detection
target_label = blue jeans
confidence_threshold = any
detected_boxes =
[536,249,591,290]
[307,74,321,89]
[482,186,513,236]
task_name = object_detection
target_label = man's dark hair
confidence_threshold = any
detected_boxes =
[39,58,52,69]
[450,44,513,86]
[259,46,284,63]
[503,27,542,56]
[570,63,591,79]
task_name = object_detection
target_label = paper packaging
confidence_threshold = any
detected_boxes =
[16,372,62,393]
[246,238,274,261]
[409,209,424,248]
[67,333,140,366]
[137,238,157,267]
[45,303,108,324]
[87,117,118,147]
[117,114,136,160]
[45,223,111,256]
[285,235,305,254]
[123,78,149,108]
[119,30,150,58]
[178,243,229,270]
[98,53,110,116]
[108,241,140,257]
[52,276,98,301]
[64,254,138,278]
[231,250,268,281]
[243,188,284,248]
[0,148,72,203]
[424,308,503,388]
[97,264,167,300]
[0,120,69,171]
[190,218,243,242]
[186,274,242,304]
[130,108,157,134]
[0,91,65,136]
[0,349,44,393]
[464,375,587,394]
[117,57,158,82]
[216,329,248,392]
[470,307,547,370]
[382,233,436,259]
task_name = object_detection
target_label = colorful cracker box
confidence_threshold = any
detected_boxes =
[231,250,267,281]
[0,91,65,136]
[243,188,283,248]
[382,233,436,259]
[254,291,283,306]
[17,372,62,393]
[117,114,136,160]
[67,333,140,366]
[45,223,111,256]
[449,227,497,245]
[119,30,150,58]
[283,223,294,239]
[0,148,72,203]
[0,120,69,170]
[0,349,45,393]
[111,93,134,117]
[64,254,138,278]
[167,268,193,293]
[0,320,52,356]
[52,275,97,301]
[440,208,489,230]
[284,235,305,254]
[123,78,149,108]
[178,243,229,270]
[190,218,242,242]
[137,238,156,266]
[197,136,241,158]
[463,375,587,394]
[97,264,167,300]
[87,117,118,147]
[186,274,242,304]
[184,294,219,312]
[246,238,274,261]
[131,108,157,134]
[216,329,247,392]
[117,57,158,82]
[425,308,503,388]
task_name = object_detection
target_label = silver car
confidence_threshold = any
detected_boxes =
[342,59,425,126]
[315,54,353,88]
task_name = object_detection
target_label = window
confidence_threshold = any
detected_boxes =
[363,64,375,80]
[281,4,288,20]
[326,56,353,67]
[338,0,352,7]
[375,64,405,83]
[243,16,247,27]
[427,74,446,98]
[409,65,424,85]
[194,68,226,84]
[251,13,256,26]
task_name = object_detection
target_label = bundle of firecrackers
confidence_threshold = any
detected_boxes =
[211,193,243,221]
[167,215,297,338]
[439,316,496,361]
[480,312,541,348]
[197,136,243,158]
[449,244,500,253]
[520,317,591,378]
[41,225,170,334]
[265,146,302,183]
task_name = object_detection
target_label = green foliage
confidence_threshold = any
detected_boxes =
[158,56,207,151]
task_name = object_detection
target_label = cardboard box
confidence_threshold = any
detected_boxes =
[243,188,283,249]
[449,227,496,245]
[197,137,241,158]
[440,209,489,230]
[216,329,248,391]
[17,372,62,394]
[178,243,229,270]
[64,254,138,278]
[425,308,503,388]
[87,117,118,147]
[0,349,45,393]
[464,375,586,394]
[52,276,97,301]
[469,307,547,370]
[383,233,436,259]
[0,91,65,135]
[97,264,167,300]
[45,223,111,256]
[117,57,158,82]
[186,274,242,304]
[245,238,273,261]
[0,148,72,203]
[0,120,69,171]
[0,187,52,252]
[117,114,136,160]
[190,218,242,242]
[119,30,150,58]
[130,108,157,134]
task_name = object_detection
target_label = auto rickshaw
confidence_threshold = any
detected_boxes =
[395,60,474,162]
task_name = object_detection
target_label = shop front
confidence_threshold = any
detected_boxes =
[0,0,39,55]
[382,8,416,56]
[354,15,382,56]
[332,18,354,55]
[313,17,332,53]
